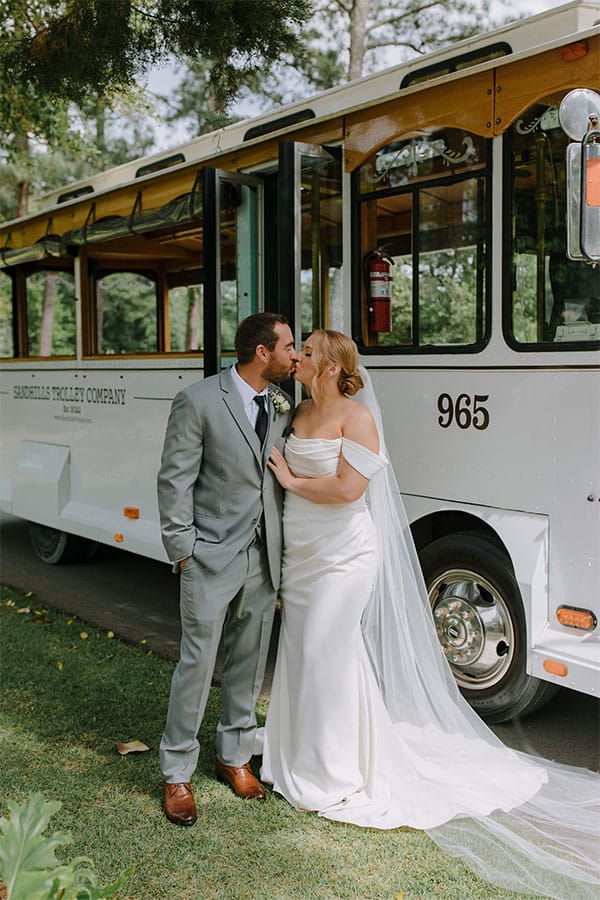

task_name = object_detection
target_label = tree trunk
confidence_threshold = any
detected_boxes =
[39,273,57,356]
[348,0,371,81]
[96,280,105,352]
[15,134,30,217]
[186,286,201,350]
[95,102,106,168]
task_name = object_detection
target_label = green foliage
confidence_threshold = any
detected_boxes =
[0,793,131,899]
[0,272,13,357]
[0,586,534,899]
[97,272,158,354]
[25,271,76,357]
[1,0,311,111]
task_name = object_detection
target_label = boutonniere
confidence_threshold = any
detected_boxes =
[268,386,291,421]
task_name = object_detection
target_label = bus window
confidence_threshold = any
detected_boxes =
[299,153,343,336]
[219,181,259,353]
[168,284,203,352]
[26,269,76,357]
[358,127,489,350]
[510,94,600,347]
[0,271,13,357]
[94,270,158,354]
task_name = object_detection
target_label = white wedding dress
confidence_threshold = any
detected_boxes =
[261,435,546,828]
[260,417,600,899]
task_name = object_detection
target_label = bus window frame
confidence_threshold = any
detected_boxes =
[2,260,78,361]
[352,147,492,356]
[87,262,163,358]
[502,128,600,353]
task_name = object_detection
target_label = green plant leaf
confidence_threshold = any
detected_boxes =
[0,794,74,899]
[0,794,132,899]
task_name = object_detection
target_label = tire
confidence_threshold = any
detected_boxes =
[419,533,558,723]
[28,522,98,565]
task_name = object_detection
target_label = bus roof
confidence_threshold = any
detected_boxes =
[1,0,598,243]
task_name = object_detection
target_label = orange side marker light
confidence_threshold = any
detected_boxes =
[124,507,140,519]
[556,606,597,630]
[561,41,588,62]
[114,534,124,543]
[543,659,568,678]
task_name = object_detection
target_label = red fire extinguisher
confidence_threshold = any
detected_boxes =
[364,250,394,333]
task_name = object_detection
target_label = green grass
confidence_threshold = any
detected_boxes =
[0,584,538,900]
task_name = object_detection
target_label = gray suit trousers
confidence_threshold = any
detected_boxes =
[159,535,276,782]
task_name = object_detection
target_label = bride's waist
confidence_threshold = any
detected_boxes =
[283,493,367,518]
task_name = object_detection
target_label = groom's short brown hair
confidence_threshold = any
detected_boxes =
[235,313,290,365]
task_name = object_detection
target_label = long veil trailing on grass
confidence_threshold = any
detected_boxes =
[357,366,600,899]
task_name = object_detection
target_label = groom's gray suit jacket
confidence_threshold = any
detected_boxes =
[157,367,291,590]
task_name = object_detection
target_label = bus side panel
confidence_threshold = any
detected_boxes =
[0,366,205,562]
[370,364,600,688]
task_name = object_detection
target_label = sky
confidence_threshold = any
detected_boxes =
[145,0,569,153]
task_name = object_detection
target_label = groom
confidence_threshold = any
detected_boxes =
[157,312,297,825]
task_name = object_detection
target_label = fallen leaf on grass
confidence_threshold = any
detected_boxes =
[32,615,53,624]
[116,740,150,755]
[16,607,30,614]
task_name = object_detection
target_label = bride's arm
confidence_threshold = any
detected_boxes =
[267,407,379,505]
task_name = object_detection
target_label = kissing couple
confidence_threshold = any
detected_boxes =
[157,313,599,899]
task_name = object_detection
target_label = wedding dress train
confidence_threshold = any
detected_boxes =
[260,376,600,899]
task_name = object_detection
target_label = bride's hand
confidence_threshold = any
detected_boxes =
[267,447,295,490]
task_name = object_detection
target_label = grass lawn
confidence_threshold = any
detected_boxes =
[0,584,538,900]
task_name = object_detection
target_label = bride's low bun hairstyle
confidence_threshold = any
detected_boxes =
[310,330,363,397]
[338,370,363,396]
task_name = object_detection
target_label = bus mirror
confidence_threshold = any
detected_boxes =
[559,89,600,263]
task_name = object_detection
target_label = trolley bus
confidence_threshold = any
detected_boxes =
[1,0,598,723]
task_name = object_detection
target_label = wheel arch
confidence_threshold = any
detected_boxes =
[410,510,512,564]
[405,499,551,651]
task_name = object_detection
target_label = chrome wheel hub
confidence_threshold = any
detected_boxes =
[429,569,515,691]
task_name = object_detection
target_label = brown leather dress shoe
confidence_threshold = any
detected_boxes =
[215,759,266,800]
[163,781,197,825]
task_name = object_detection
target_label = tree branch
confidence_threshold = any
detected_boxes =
[326,0,352,15]
[366,38,424,54]
[365,0,443,34]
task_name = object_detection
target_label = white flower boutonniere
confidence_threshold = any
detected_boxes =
[268,386,291,421]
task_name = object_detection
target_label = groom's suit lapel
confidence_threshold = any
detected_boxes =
[219,368,264,467]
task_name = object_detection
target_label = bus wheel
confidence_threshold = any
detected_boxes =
[28,523,97,565]
[419,533,558,724]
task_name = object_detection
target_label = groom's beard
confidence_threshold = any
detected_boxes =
[263,360,296,384]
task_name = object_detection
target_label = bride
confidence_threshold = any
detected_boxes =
[261,329,599,899]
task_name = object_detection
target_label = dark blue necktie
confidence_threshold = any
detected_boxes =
[254,395,268,446]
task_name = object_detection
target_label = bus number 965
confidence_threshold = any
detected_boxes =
[437,393,490,430]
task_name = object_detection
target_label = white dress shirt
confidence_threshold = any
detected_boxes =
[230,363,268,429]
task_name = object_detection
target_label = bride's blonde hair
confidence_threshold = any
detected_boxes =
[309,330,364,398]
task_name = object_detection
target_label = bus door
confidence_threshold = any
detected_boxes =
[202,169,262,375]
[277,142,344,357]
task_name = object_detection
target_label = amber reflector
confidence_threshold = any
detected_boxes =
[114,533,124,543]
[556,606,597,630]
[124,507,140,519]
[543,659,568,677]
[561,41,588,62]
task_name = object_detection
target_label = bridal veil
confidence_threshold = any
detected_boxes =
[357,367,599,899]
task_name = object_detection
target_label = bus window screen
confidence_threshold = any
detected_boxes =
[0,271,13,357]
[511,96,600,346]
[26,269,76,357]
[95,271,158,355]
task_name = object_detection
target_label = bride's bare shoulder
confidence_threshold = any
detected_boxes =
[341,401,379,453]
[292,399,311,420]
